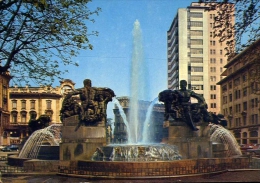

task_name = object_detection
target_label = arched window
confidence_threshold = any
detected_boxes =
[20,111,27,123]
[11,111,18,123]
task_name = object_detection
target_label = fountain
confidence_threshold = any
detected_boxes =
[18,124,62,160]
[89,20,182,161]
[128,19,148,144]
[8,124,62,166]
[209,123,242,157]
[8,20,246,179]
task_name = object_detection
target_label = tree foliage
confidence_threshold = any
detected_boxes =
[28,114,51,134]
[0,0,101,85]
[202,0,260,57]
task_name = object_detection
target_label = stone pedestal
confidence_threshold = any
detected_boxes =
[162,120,212,159]
[60,115,107,161]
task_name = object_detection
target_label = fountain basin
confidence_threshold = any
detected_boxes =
[91,144,182,161]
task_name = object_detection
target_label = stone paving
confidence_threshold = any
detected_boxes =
[1,170,260,183]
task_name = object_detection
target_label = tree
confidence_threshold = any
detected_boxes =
[0,0,101,85]
[28,114,51,134]
[202,0,260,57]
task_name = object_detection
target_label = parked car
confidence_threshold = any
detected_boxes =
[0,145,7,150]
[1,146,11,152]
[9,144,19,151]
[246,145,260,156]
[0,144,19,152]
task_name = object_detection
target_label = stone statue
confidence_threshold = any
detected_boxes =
[60,79,115,131]
[159,80,226,131]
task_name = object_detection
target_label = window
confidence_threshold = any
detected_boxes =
[190,21,203,27]
[210,85,216,90]
[190,30,203,36]
[210,58,216,63]
[210,49,216,54]
[210,76,216,82]
[223,96,227,104]
[234,77,240,86]
[191,48,203,54]
[235,104,241,113]
[12,100,17,110]
[243,102,247,111]
[229,107,233,115]
[190,57,203,63]
[210,103,216,108]
[46,100,52,109]
[228,82,232,89]
[251,114,259,125]
[11,112,17,123]
[21,111,27,123]
[189,12,203,18]
[211,94,216,99]
[191,39,203,45]
[191,85,203,90]
[220,50,223,55]
[220,67,223,72]
[243,87,247,96]
[30,100,36,110]
[21,100,26,110]
[251,99,258,108]
[191,75,203,81]
[191,67,203,72]
[243,116,247,126]
[235,90,241,100]
[220,58,223,64]
[210,40,216,46]
[222,85,227,92]
[210,67,216,72]
[229,94,232,102]
[235,118,241,127]
[250,82,255,94]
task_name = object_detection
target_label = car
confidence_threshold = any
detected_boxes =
[0,144,19,152]
[0,145,7,150]
[246,145,260,156]
[8,144,19,151]
[1,146,12,152]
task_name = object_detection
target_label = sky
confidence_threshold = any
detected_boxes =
[57,0,195,118]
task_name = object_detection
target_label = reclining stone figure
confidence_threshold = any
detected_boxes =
[159,80,227,131]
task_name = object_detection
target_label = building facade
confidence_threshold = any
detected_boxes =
[6,79,75,144]
[218,39,260,145]
[167,2,234,114]
[113,97,165,143]
[0,72,12,145]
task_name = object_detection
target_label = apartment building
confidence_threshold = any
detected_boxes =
[218,39,260,145]
[6,79,75,144]
[167,2,234,114]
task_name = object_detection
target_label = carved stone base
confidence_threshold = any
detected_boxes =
[162,123,212,159]
[60,116,107,161]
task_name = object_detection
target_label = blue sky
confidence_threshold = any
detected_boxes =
[59,0,195,118]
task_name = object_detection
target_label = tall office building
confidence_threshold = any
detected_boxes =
[167,2,234,114]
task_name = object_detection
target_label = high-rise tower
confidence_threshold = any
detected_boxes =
[167,2,234,114]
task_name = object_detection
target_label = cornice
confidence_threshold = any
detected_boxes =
[9,92,62,99]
